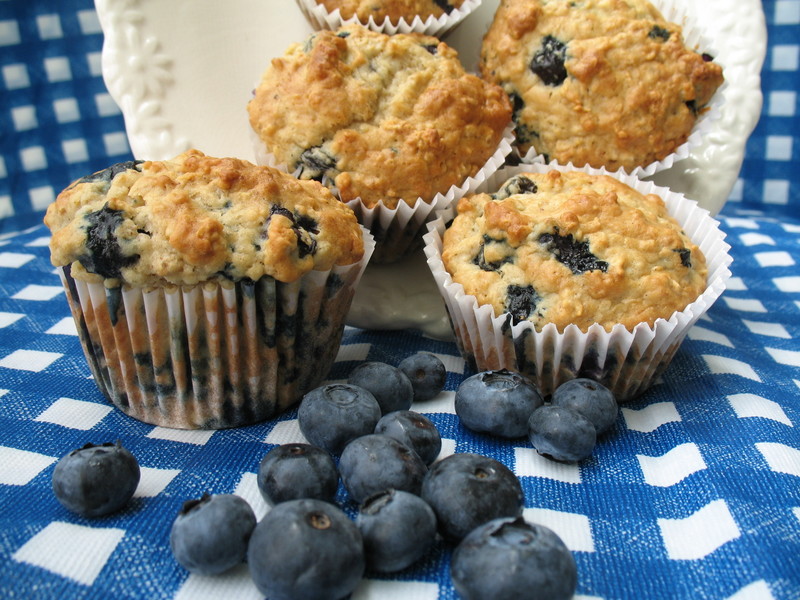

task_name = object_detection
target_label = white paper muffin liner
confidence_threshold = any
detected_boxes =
[59,227,375,429]
[253,126,514,264]
[422,163,732,401]
[517,0,727,179]
[294,0,482,37]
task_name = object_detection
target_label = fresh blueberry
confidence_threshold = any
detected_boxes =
[248,498,364,600]
[170,493,257,576]
[530,35,568,86]
[551,378,618,435]
[297,383,382,455]
[455,369,544,438]
[348,362,414,414]
[421,453,524,541]
[51,441,140,517]
[357,489,437,572]
[398,352,447,402]
[375,410,442,465]
[451,516,577,600]
[339,434,428,503]
[257,443,339,506]
[528,405,596,462]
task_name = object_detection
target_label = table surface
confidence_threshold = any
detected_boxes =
[1,1,799,599]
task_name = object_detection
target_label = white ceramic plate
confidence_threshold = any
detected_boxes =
[97,0,766,339]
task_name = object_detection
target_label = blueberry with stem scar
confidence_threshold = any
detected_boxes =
[421,452,524,541]
[170,493,257,576]
[375,410,442,465]
[51,441,140,517]
[248,499,365,600]
[257,443,339,505]
[357,489,437,573]
[451,516,578,600]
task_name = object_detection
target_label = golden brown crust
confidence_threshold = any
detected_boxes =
[479,0,724,171]
[248,26,512,209]
[44,150,365,287]
[442,170,708,332]
[317,0,465,23]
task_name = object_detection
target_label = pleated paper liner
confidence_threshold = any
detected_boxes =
[59,227,374,429]
[423,162,732,401]
[294,0,482,37]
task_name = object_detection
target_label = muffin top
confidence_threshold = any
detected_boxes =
[316,0,466,23]
[44,150,365,288]
[442,170,708,332]
[248,25,512,209]
[479,0,724,172]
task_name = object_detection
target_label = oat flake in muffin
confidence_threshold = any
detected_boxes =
[442,170,708,332]
[479,0,724,172]
[248,25,512,210]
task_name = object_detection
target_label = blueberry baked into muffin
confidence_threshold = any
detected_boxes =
[44,150,371,429]
[479,0,724,172]
[248,25,511,261]
[441,170,708,332]
[315,0,467,23]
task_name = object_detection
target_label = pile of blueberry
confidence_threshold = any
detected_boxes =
[50,353,610,600]
[456,370,619,463]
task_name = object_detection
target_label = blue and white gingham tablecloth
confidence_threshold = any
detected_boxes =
[0,1,799,599]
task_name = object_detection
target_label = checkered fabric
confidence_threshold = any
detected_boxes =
[0,1,798,599]
[733,0,800,214]
[0,0,131,231]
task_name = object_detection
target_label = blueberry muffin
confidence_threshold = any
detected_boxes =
[248,26,512,210]
[46,150,365,287]
[315,0,467,23]
[441,169,708,332]
[44,150,371,429]
[479,0,724,172]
